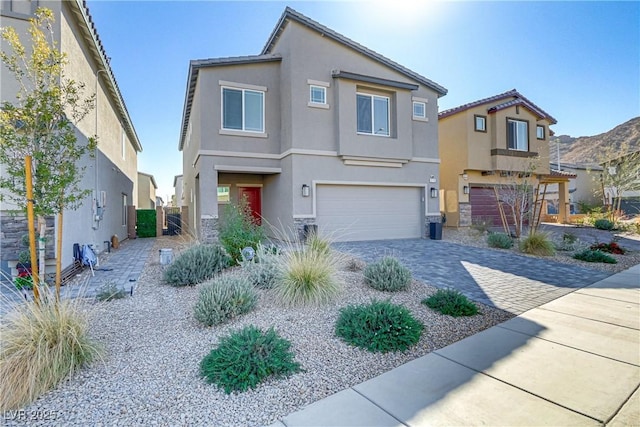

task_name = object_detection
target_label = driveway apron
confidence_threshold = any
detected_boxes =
[336,239,612,314]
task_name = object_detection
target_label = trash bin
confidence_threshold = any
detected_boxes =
[429,222,442,240]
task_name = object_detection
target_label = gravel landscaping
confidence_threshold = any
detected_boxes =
[3,236,513,427]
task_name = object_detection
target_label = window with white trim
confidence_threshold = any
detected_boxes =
[413,101,426,119]
[217,186,230,203]
[310,86,326,105]
[357,93,390,136]
[222,87,264,133]
[474,115,487,132]
[507,118,529,151]
[121,193,127,226]
[536,125,545,140]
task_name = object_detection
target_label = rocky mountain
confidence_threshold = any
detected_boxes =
[550,116,640,165]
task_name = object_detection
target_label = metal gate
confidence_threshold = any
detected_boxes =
[164,207,181,236]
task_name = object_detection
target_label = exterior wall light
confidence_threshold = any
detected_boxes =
[302,184,310,197]
[430,187,438,198]
[462,173,468,180]
[463,185,469,195]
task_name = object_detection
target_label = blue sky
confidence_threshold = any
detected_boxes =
[85,0,639,201]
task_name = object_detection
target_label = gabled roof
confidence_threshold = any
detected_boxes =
[178,54,282,150]
[138,171,157,189]
[173,174,183,187]
[438,89,557,124]
[69,1,142,152]
[262,7,447,97]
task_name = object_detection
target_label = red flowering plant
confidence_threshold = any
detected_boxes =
[590,241,626,255]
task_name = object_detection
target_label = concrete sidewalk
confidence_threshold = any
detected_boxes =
[272,264,640,426]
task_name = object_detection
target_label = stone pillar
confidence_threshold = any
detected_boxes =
[127,205,137,239]
[200,217,219,244]
[156,206,163,237]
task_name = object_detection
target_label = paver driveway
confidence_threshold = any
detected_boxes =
[336,239,613,314]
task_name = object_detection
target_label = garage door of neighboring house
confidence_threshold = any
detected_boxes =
[315,185,422,241]
[470,186,508,227]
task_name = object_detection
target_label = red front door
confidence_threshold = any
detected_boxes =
[238,186,262,225]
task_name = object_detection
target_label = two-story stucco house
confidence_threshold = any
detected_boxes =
[1,0,142,278]
[137,172,158,209]
[439,90,573,228]
[179,7,447,242]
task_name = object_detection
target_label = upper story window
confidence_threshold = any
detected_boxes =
[413,102,426,119]
[310,86,326,105]
[357,93,389,136]
[507,118,529,151]
[474,115,487,132]
[222,87,264,133]
[536,125,545,140]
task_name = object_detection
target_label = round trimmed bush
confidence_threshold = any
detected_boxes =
[164,244,230,286]
[194,273,258,326]
[487,232,513,249]
[363,256,411,292]
[594,219,614,230]
[200,325,301,394]
[335,300,423,353]
[573,249,617,264]
[422,288,478,317]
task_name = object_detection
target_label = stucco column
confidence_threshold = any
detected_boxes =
[558,182,569,223]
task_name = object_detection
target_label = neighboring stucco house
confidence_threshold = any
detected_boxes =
[602,151,640,216]
[179,7,447,242]
[439,90,573,227]
[1,0,142,278]
[137,172,158,209]
[173,174,183,208]
[544,162,601,215]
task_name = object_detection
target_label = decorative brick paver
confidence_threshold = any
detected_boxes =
[337,239,612,314]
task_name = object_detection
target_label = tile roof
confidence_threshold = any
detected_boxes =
[549,169,577,178]
[438,89,557,124]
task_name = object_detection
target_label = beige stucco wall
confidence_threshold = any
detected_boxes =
[137,173,156,209]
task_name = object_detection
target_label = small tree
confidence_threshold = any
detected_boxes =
[495,159,538,238]
[596,141,640,221]
[0,8,97,300]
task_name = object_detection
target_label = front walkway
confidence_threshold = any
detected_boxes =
[273,264,640,426]
[0,237,155,316]
[337,239,612,314]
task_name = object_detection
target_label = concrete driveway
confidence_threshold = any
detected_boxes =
[336,239,613,314]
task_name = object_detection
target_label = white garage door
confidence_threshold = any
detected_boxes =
[315,185,422,242]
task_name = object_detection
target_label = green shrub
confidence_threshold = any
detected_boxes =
[194,273,258,327]
[363,256,411,292]
[136,209,156,238]
[520,232,556,256]
[335,300,423,353]
[13,275,33,291]
[470,217,493,235]
[573,249,617,264]
[163,244,230,286]
[306,232,331,256]
[95,281,127,302]
[0,298,101,411]
[240,243,282,289]
[274,239,342,306]
[554,232,581,252]
[487,232,513,249]
[200,325,301,394]
[594,219,614,230]
[422,289,478,317]
[219,199,265,265]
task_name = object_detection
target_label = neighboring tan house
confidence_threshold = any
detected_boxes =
[179,7,447,242]
[173,175,183,208]
[602,151,640,216]
[1,0,142,278]
[439,90,573,227]
[544,162,601,215]
[137,172,158,209]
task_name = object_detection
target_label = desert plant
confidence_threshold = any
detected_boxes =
[363,256,411,292]
[219,199,265,265]
[200,325,301,394]
[274,238,342,307]
[573,249,617,264]
[594,218,614,230]
[487,232,513,249]
[95,281,126,302]
[194,273,258,327]
[520,232,556,256]
[163,244,230,286]
[590,241,626,255]
[470,217,493,235]
[306,232,331,256]
[335,300,423,353]
[344,256,366,272]
[422,289,478,317]
[240,243,282,289]
[0,297,101,411]
[554,233,582,252]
